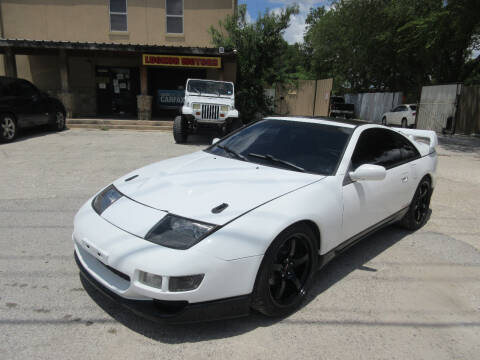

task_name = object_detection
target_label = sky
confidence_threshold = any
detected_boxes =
[239,0,331,44]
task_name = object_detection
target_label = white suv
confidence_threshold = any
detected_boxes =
[173,79,241,143]
[381,104,417,127]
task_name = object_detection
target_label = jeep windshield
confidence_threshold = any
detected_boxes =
[187,80,233,97]
[206,119,353,175]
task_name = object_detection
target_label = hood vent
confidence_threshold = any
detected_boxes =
[211,203,228,214]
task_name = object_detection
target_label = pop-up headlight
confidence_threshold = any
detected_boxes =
[145,214,217,250]
[92,185,122,215]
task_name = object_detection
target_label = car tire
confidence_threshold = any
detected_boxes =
[382,116,387,125]
[401,118,408,128]
[50,109,66,131]
[0,113,17,143]
[173,115,188,144]
[400,176,432,230]
[251,223,318,317]
[227,118,243,134]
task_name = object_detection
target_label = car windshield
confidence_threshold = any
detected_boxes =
[206,119,353,175]
[187,80,233,96]
[410,105,417,111]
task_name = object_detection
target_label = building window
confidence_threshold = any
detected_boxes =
[166,0,183,34]
[110,0,128,32]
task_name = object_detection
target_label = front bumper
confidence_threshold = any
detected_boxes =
[73,199,262,303]
[75,251,251,323]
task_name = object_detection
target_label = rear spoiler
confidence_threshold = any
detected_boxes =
[394,128,438,155]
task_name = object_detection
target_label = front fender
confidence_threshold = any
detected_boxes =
[194,176,343,261]
[181,106,193,116]
[227,109,239,118]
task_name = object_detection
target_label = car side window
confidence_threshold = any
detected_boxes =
[351,129,404,170]
[16,80,39,98]
[392,132,421,162]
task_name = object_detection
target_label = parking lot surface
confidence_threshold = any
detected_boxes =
[1,128,479,360]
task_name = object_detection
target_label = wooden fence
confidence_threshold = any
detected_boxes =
[456,86,480,135]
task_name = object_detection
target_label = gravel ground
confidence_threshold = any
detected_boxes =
[0,127,479,360]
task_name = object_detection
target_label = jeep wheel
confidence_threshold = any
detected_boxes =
[227,118,243,134]
[173,116,188,144]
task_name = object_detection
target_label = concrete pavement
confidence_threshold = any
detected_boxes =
[0,128,479,360]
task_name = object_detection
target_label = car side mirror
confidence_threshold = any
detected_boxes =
[349,164,386,182]
[212,138,220,145]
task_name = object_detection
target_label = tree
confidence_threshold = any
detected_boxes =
[210,4,299,122]
[304,0,480,95]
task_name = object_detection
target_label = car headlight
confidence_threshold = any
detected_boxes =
[192,103,201,110]
[220,105,229,112]
[92,185,123,215]
[145,214,217,250]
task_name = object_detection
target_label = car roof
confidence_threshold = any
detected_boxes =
[263,116,370,129]
[187,78,233,84]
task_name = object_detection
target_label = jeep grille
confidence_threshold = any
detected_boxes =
[201,104,220,120]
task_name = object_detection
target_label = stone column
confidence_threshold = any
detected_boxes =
[137,66,152,120]
[58,49,73,118]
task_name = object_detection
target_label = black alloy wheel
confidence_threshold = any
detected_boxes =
[252,223,317,317]
[269,234,312,307]
[413,180,431,224]
[400,177,432,230]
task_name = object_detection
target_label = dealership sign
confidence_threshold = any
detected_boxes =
[143,54,221,69]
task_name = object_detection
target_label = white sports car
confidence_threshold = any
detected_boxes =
[73,117,438,322]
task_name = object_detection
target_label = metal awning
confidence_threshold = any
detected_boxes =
[0,38,230,57]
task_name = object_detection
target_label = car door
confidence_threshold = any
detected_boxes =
[16,80,50,126]
[388,106,400,125]
[398,105,409,124]
[341,128,415,240]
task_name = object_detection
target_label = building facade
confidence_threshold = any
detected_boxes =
[0,0,237,119]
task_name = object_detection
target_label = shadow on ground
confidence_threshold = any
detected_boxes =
[81,224,414,343]
[438,134,480,154]
[0,125,60,144]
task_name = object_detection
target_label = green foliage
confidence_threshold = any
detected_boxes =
[210,4,300,122]
[304,0,480,94]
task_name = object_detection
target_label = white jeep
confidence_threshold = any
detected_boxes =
[173,79,241,143]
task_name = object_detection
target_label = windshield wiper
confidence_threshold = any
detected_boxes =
[248,153,305,172]
[189,87,202,95]
[218,145,247,161]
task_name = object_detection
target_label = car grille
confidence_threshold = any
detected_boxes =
[201,104,219,120]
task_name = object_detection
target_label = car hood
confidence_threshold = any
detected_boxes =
[113,151,323,225]
[186,95,234,106]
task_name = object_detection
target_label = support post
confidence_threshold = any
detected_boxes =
[140,66,148,95]
[4,48,17,78]
[137,66,152,120]
[58,49,73,118]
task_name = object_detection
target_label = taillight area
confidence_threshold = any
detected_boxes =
[412,112,416,116]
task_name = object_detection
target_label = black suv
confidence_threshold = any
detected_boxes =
[0,77,66,142]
